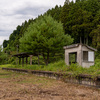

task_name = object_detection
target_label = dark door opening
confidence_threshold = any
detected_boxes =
[69,52,77,64]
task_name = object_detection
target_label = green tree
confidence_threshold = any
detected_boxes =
[0,45,7,64]
[85,0,100,15]
[60,0,94,44]
[60,0,73,37]
[90,25,100,50]
[3,18,34,54]
[20,15,73,65]
[3,40,9,48]
[71,9,93,44]
[45,5,62,21]
[76,0,80,2]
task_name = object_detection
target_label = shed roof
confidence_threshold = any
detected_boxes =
[12,52,38,58]
[63,43,97,51]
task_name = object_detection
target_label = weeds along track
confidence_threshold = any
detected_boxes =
[2,67,100,88]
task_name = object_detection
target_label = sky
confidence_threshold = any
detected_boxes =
[0,0,67,45]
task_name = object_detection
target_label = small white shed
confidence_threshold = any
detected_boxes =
[63,44,97,68]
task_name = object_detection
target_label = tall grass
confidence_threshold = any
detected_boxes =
[0,59,100,76]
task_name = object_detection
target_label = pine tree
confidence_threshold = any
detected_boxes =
[20,15,73,65]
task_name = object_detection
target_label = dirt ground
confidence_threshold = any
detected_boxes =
[0,69,100,100]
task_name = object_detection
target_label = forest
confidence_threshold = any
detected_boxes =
[1,0,100,65]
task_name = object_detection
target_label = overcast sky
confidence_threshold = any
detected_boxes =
[0,0,67,45]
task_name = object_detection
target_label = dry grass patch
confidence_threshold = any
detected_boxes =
[0,69,100,100]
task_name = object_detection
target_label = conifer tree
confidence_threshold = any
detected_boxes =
[20,15,73,65]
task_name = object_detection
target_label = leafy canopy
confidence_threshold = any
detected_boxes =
[19,15,73,64]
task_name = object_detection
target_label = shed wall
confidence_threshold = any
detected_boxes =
[64,44,96,67]
[65,45,82,65]
[82,62,94,68]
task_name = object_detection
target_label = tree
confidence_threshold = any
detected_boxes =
[45,5,62,21]
[71,9,93,44]
[85,0,100,16]
[3,40,9,48]
[76,0,80,2]
[90,25,100,50]
[20,15,73,65]
[60,0,72,36]
[64,0,70,4]
[60,0,94,44]
[0,45,7,64]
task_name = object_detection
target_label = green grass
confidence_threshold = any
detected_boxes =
[0,64,13,68]
[0,59,100,77]
[0,68,21,78]
[0,60,67,72]
[0,69,57,89]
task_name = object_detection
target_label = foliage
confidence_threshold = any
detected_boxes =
[61,0,93,44]
[19,15,73,65]
[0,45,8,64]
[3,40,9,48]
[1,59,100,77]
[90,25,100,50]
[2,0,100,64]
[45,5,62,21]
[3,19,34,54]
[0,60,67,72]
[44,0,100,52]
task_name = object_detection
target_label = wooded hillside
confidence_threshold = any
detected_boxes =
[2,0,100,64]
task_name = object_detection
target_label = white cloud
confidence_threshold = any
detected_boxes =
[0,0,66,45]
[0,36,9,45]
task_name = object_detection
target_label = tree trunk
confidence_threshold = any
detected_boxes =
[43,51,49,66]
[43,53,46,65]
[38,54,40,66]
[84,38,85,44]
[86,37,88,45]
[80,37,82,44]
[46,50,49,65]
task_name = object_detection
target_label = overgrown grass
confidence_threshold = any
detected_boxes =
[0,59,100,76]
[0,68,22,79]
[0,60,66,72]
[0,64,13,68]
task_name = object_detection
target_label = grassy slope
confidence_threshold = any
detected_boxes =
[0,59,100,76]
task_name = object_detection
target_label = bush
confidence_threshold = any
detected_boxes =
[1,59,100,77]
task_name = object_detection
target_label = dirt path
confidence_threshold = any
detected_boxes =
[0,69,100,100]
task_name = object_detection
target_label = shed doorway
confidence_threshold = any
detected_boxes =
[69,52,77,64]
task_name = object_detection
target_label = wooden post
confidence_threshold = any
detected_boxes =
[22,57,24,67]
[16,58,18,65]
[30,55,33,65]
[19,57,21,65]
[26,57,28,65]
